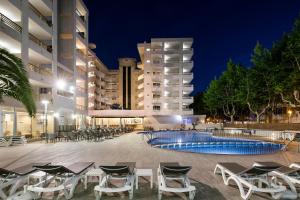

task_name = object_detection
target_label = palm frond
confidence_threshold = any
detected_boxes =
[0,48,36,116]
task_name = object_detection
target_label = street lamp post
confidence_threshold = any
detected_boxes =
[287,109,292,124]
[41,100,49,143]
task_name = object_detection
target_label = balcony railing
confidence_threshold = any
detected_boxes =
[75,9,86,23]
[29,33,52,53]
[29,3,52,27]
[77,31,85,39]
[27,63,52,77]
[0,12,22,33]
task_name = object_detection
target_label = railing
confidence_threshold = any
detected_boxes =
[211,128,295,142]
[76,49,86,60]
[27,63,52,77]
[75,9,85,23]
[0,12,22,33]
[77,31,85,39]
[183,72,193,75]
[29,3,52,27]
[29,33,52,53]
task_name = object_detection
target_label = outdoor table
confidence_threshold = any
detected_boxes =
[135,168,153,189]
[84,168,104,189]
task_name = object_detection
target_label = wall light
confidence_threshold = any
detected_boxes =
[56,79,66,90]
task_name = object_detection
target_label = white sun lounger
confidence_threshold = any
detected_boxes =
[289,162,300,169]
[94,162,135,200]
[158,162,196,200]
[0,137,10,147]
[254,161,299,199]
[214,162,289,200]
[25,162,94,199]
[0,162,49,200]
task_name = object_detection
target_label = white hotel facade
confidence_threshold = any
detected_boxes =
[0,0,195,136]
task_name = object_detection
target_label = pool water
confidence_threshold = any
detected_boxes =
[146,131,284,155]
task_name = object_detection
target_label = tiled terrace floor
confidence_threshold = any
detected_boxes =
[1,132,300,200]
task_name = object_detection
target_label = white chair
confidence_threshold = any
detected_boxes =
[25,162,94,199]
[254,161,300,198]
[0,137,10,147]
[0,162,49,200]
[9,136,27,146]
[214,162,292,200]
[158,162,196,200]
[94,164,135,200]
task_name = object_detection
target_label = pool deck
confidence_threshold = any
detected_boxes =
[1,132,300,200]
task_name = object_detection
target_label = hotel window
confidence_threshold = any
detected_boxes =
[153,82,160,87]
[153,105,160,110]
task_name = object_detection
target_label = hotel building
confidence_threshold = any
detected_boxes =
[0,0,89,137]
[89,38,194,130]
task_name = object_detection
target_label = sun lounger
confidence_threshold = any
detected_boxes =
[254,161,299,199]
[214,162,288,200]
[25,162,94,199]
[158,162,196,200]
[9,136,27,146]
[94,162,135,200]
[289,162,300,169]
[0,137,10,147]
[0,162,49,200]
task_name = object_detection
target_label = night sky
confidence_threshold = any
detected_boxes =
[83,0,300,94]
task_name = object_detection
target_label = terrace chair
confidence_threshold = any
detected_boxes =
[214,162,289,200]
[0,162,49,200]
[94,162,135,200]
[0,137,10,147]
[254,161,299,199]
[158,162,196,200]
[290,162,300,169]
[25,162,94,199]
[9,136,27,146]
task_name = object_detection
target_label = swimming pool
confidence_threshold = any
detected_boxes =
[146,131,284,155]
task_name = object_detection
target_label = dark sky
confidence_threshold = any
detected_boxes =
[83,0,300,94]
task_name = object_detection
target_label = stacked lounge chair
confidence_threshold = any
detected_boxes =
[24,162,94,199]
[0,162,49,200]
[94,162,135,200]
[214,162,297,200]
[158,162,196,200]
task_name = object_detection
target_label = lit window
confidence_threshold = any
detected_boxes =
[146,48,150,51]
[146,60,150,63]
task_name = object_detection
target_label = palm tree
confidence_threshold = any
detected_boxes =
[0,48,36,116]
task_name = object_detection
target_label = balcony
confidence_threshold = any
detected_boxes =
[0,12,22,33]
[29,34,52,60]
[182,84,193,92]
[27,63,53,85]
[29,3,52,27]
[76,49,86,64]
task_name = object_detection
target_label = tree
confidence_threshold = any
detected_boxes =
[218,60,245,123]
[274,15,300,107]
[0,48,36,116]
[203,79,222,119]
[190,92,207,115]
[240,43,274,123]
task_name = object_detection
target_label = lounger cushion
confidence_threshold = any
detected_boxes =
[0,162,50,177]
[34,162,94,175]
[100,166,130,177]
[162,166,191,177]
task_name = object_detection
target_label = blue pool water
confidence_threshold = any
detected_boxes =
[146,131,284,155]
